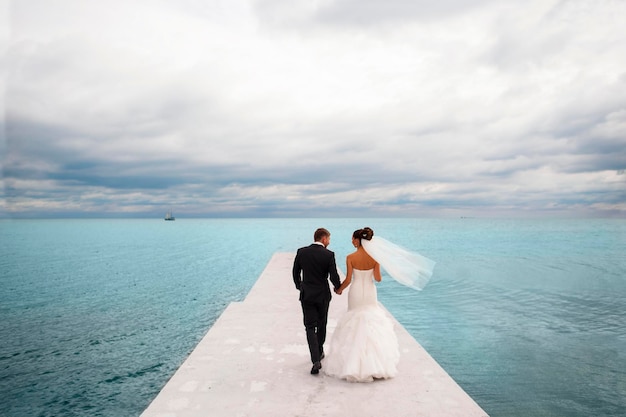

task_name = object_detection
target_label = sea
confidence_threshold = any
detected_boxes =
[1,218,625,417]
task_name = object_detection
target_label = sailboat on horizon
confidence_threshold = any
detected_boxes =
[164,210,175,221]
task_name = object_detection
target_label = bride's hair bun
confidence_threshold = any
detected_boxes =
[361,227,374,241]
[353,227,374,242]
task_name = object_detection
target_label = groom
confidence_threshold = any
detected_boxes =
[292,227,342,375]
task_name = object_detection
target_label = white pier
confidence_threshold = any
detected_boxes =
[141,253,489,417]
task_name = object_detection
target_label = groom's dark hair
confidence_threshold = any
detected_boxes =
[314,228,330,242]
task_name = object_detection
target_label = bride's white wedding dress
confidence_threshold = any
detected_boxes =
[324,269,399,382]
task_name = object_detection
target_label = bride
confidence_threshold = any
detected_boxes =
[324,227,400,382]
[324,226,436,382]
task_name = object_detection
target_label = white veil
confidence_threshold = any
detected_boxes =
[361,236,435,291]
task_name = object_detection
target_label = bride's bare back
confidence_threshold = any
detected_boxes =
[348,248,378,270]
[336,230,383,294]
[339,247,381,294]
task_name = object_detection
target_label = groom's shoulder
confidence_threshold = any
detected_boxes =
[296,244,314,254]
[298,244,332,254]
[315,244,334,254]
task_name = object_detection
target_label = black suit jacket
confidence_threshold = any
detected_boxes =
[293,243,342,303]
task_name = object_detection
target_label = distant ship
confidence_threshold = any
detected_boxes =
[164,210,175,221]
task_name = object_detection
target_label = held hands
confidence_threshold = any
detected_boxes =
[334,287,343,295]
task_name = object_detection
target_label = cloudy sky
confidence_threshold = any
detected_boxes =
[2,0,625,218]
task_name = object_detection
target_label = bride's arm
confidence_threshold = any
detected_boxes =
[373,262,382,282]
[337,256,353,293]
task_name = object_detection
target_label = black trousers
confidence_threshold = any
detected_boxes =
[300,298,330,364]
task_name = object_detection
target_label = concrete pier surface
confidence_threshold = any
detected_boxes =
[141,253,489,417]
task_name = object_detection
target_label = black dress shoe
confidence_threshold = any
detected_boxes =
[310,361,322,375]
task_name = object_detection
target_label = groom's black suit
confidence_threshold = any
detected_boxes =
[293,243,342,365]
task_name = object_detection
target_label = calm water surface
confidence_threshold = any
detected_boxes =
[1,218,625,416]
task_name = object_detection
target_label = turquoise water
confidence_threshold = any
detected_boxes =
[1,218,625,416]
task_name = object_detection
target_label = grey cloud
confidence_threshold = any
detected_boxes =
[5,116,403,198]
[47,163,189,190]
[314,0,497,25]
[554,108,626,173]
[255,0,501,29]
[4,0,625,218]
[555,154,626,175]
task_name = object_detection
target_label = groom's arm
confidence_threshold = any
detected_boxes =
[328,253,342,290]
[292,251,302,290]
